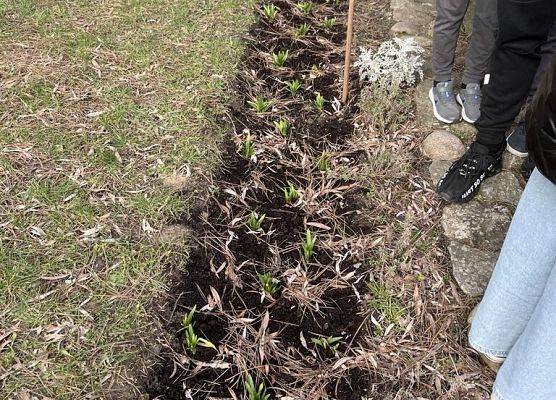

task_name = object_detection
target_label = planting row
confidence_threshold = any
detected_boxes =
[147,1,376,399]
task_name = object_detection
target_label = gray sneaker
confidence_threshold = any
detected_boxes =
[429,81,462,124]
[457,83,482,123]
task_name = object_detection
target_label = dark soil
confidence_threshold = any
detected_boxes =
[144,1,389,399]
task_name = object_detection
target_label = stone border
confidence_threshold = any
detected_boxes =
[390,0,524,296]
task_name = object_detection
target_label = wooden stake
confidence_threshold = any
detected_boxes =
[342,0,356,104]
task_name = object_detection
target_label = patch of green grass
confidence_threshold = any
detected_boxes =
[448,125,476,144]
[359,83,412,133]
[367,282,406,327]
[0,0,253,398]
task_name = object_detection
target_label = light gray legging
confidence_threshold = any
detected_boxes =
[469,169,556,400]
[432,0,497,84]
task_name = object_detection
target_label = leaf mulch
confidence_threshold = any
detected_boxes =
[144,0,495,399]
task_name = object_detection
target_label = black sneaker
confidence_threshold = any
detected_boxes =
[436,142,504,203]
[506,121,528,158]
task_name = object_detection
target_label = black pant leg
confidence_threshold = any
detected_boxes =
[530,19,556,95]
[475,0,556,145]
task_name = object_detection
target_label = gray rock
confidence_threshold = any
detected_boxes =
[441,201,512,251]
[502,151,523,172]
[422,130,466,161]
[161,172,190,192]
[448,242,498,297]
[429,159,452,185]
[479,171,523,207]
[390,21,420,36]
[391,4,434,36]
[158,225,192,245]
[414,36,432,49]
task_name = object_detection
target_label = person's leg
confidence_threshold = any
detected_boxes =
[462,0,498,85]
[456,0,498,123]
[437,2,556,203]
[530,18,556,95]
[432,0,470,82]
[492,258,556,399]
[507,21,556,161]
[475,0,556,147]
[469,169,556,357]
[430,0,470,123]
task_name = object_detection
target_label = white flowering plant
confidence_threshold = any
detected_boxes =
[355,37,425,87]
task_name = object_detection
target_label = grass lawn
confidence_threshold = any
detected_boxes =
[0,0,252,398]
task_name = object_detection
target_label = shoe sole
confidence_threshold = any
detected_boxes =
[506,143,529,158]
[429,88,461,124]
[456,94,477,124]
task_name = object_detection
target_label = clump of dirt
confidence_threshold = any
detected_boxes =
[144,1,390,399]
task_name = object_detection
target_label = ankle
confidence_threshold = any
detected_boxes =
[433,79,451,87]
[461,82,482,90]
[475,139,505,154]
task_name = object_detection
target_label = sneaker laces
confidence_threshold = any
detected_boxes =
[463,84,481,105]
[455,146,492,177]
[438,84,455,106]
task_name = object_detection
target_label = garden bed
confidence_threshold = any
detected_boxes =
[145,1,390,399]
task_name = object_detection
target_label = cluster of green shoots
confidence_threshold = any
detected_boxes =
[262,4,279,21]
[296,22,310,37]
[182,306,216,355]
[302,229,316,262]
[323,16,336,29]
[243,132,255,158]
[247,211,266,231]
[274,119,289,136]
[272,50,289,67]
[283,182,299,203]
[315,92,326,110]
[316,151,332,171]
[258,272,280,295]
[245,374,270,400]
[286,79,302,95]
[297,2,314,14]
[310,335,342,353]
[248,96,271,113]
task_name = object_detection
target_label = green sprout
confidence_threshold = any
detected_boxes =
[248,96,272,113]
[245,374,270,400]
[182,305,196,329]
[297,2,313,14]
[184,324,199,355]
[283,182,299,203]
[296,22,310,37]
[242,132,255,158]
[258,272,280,295]
[316,151,332,171]
[272,50,289,67]
[314,92,325,110]
[181,305,216,355]
[247,212,266,231]
[274,119,290,136]
[310,335,342,352]
[184,325,216,355]
[286,79,302,95]
[323,16,336,29]
[302,229,316,262]
[262,4,279,21]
